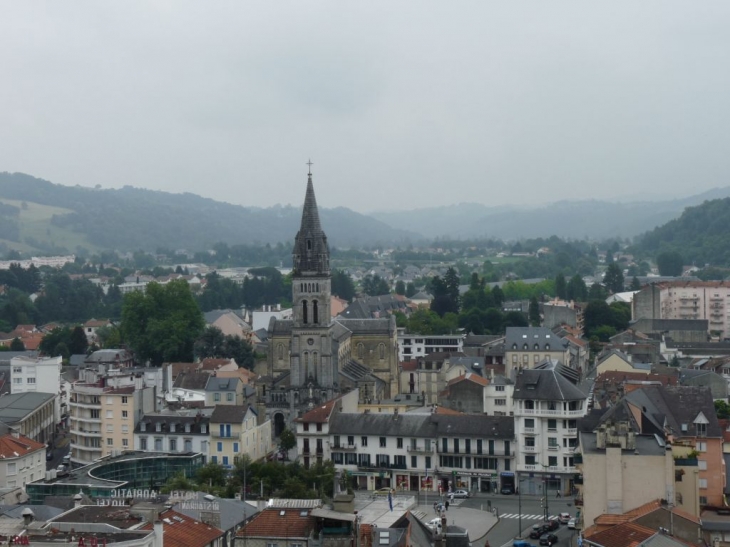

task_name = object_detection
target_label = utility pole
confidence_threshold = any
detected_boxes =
[517,472,522,539]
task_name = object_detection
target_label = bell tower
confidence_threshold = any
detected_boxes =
[290,161,333,389]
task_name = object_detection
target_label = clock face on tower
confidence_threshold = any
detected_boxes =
[307,338,314,346]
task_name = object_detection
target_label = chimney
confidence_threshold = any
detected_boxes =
[153,519,164,547]
[73,491,83,508]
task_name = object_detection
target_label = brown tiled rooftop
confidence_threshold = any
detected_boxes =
[141,509,223,547]
[237,508,316,539]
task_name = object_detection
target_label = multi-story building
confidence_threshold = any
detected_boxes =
[69,373,156,465]
[205,376,244,406]
[504,327,570,379]
[297,399,514,494]
[397,330,465,361]
[632,281,730,339]
[513,362,588,495]
[135,410,210,456]
[209,405,272,467]
[0,432,46,490]
[0,392,56,444]
[484,375,514,416]
[10,355,62,421]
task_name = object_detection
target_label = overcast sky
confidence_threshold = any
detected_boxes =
[1,2,729,213]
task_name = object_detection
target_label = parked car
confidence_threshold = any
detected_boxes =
[529,524,548,539]
[46,451,53,461]
[567,518,577,529]
[375,487,392,496]
[427,517,443,530]
[453,489,469,498]
[513,541,537,547]
[545,519,560,531]
[501,485,515,495]
[539,532,559,546]
[559,512,571,524]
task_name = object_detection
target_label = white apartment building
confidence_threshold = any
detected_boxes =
[0,432,46,490]
[135,410,211,458]
[513,362,588,496]
[10,355,62,421]
[484,375,514,416]
[398,331,465,361]
[504,327,570,380]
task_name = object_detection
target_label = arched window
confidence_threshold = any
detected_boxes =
[313,352,318,368]
[512,343,518,350]
[379,343,385,360]
[307,239,312,250]
[303,352,309,376]
[313,300,319,324]
[545,344,550,350]
[316,283,319,292]
[523,343,528,350]
[302,300,309,324]
[357,343,365,360]
[277,344,284,361]
[534,343,539,350]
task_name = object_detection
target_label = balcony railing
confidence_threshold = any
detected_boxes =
[357,463,408,471]
[332,443,358,451]
[517,464,575,474]
[438,448,508,457]
[523,427,537,435]
[70,428,102,437]
[516,408,585,417]
[407,446,434,454]
[522,446,538,453]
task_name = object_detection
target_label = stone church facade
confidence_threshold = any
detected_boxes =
[264,169,399,438]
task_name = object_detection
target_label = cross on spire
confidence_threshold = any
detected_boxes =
[306,159,313,176]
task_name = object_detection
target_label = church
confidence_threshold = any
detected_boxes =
[264,167,399,437]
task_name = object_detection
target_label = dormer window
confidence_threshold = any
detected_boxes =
[155,423,161,432]
[140,422,146,432]
[201,424,207,434]
[185,423,191,433]
[170,423,176,433]
[545,344,550,350]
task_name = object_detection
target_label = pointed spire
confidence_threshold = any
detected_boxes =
[293,162,330,276]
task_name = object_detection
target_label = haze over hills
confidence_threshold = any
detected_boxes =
[1,171,729,256]
[371,186,730,240]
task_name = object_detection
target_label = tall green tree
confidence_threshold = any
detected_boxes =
[361,274,389,296]
[630,276,641,291]
[331,269,356,301]
[555,273,567,300]
[528,296,540,326]
[603,263,625,294]
[69,326,89,355]
[566,275,588,301]
[656,251,684,276]
[394,280,406,296]
[9,337,24,351]
[121,280,205,366]
[405,282,417,298]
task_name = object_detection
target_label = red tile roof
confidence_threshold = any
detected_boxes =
[584,522,655,547]
[200,358,235,371]
[141,509,223,547]
[237,508,316,539]
[446,372,488,387]
[593,499,702,527]
[0,433,45,458]
[297,396,341,423]
[400,361,418,371]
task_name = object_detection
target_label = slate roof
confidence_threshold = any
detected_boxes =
[84,349,132,363]
[335,317,395,335]
[0,392,55,422]
[505,327,568,351]
[135,412,211,435]
[141,509,224,547]
[328,413,513,439]
[172,491,258,531]
[270,319,293,335]
[513,365,587,401]
[237,507,316,539]
[205,376,240,392]
[173,371,211,391]
[210,404,255,424]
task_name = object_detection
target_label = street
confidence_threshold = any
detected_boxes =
[46,431,71,472]
[458,492,580,546]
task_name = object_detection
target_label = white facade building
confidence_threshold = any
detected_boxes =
[513,363,588,495]
[10,355,62,421]
[484,375,514,416]
[398,331,465,361]
[0,432,46,490]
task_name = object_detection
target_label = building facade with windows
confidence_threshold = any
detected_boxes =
[397,331,465,361]
[205,376,244,406]
[0,432,46,490]
[513,363,588,495]
[0,392,56,444]
[10,355,62,421]
[505,327,570,379]
[134,410,211,458]
[209,405,272,467]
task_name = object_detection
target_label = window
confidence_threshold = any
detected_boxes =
[220,424,231,437]
[697,423,707,437]
[317,423,322,432]
[524,418,535,429]
[411,456,417,468]
[495,399,506,406]
[548,437,558,449]
[155,438,163,451]
[122,439,128,447]
[12,367,21,374]
[454,439,460,454]
[488,440,494,455]
[348,435,354,446]
[217,442,223,452]
[26,377,36,384]
[361,436,368,447]
[397,438,403,449]
[476,440,483,454]
[699,478,708,489]
[106,410,113,419]
[698,460,708,470]
[122,425,129,433]
[394,455,406,468]
[12,378,21,384]
[7,463,16,475]
[697,442,707,452]
[380,437,386,448]
[525,455,536,465]
[523,355,528,364]
[512,355,517,363]
[525,437,535,447]
[495,385,505,392]
[267,543,279,547]
[534,355,539,364]
[106,424,114,432]
[212,456,217,464]
[425,456,432,469]
[465,439,471,454]
[547,419,557,431]
[222,456,229,466]
[227,393,233,402]
[140,438,147,450]
[548,456,558,467]
[170,439,177,451]
[122,411,128,418]
[233,442,239,453]
[215,393,221,402]
[504,441,510,456]
[184,439,192,451]
[303,423,309,432]
[122,396,128,404]
[107,438,113,446]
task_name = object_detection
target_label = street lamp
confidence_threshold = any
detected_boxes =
[542,464,550,522]
[516,473,528,539]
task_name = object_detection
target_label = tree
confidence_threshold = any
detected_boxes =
[278,428,296,459]
[9,337,24,351]
[588,283,608,301]
[405,282,417,298]
[630,276,641,291]
[528,297,540,327]
[69,326,89,355]
[444,267,461,312]
[222,335,254,369]
[603,263,624,294]
[331,269,356,301]
[715,400,730,419]
[394,280,406,296]
[566,275,587,302]
[195,326,226,359]
[95,325,122,348]
[555,273,567,300]
[121,280,205,366]
[656,251,684,277]
[196,463,227,490]
[362,274,389,296]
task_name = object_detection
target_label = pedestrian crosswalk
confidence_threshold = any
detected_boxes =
[500,513,559,520]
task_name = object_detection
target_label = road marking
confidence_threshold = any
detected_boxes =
[500,513,546,520]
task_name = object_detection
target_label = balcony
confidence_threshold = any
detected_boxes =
[547,446,559,451]
[515,408,585,418]
[70,428,102,437]
[522,446,538,453]
[70,415,101,423]
[523,427,538,435]
[357,463,408,471]
[565,428,578,435]
[407,446,434,455]
[332,443,358,451]
[70,442,102,453]
[69,401,101,410]
[517,464,575,474]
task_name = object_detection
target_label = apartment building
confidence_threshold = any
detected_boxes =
[135,410,210,456]
[0,432,46,489]
[297,404,514,494]
[513,362,588,495]
[10,355,62,421]
[0,392,56,444]
[209,405,272,467]
[205,376,244,406]
[505,327,570,379]
[69,372,156,465]
[397,331,465,361]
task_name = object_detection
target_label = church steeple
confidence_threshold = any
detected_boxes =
[293,162,330,277]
